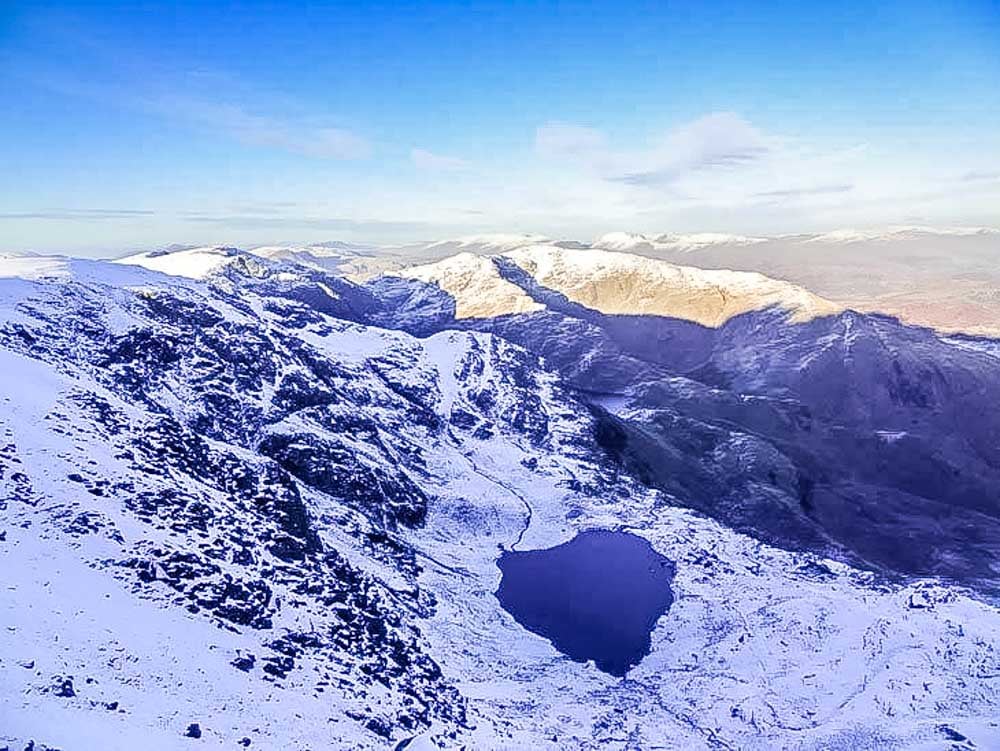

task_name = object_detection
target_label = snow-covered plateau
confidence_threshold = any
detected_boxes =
[1,246,998,750]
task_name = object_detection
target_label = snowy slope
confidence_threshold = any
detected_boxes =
[1,251,999,750]
[399,252,544,319]
[115,246,254,279]
[504,245,842,325]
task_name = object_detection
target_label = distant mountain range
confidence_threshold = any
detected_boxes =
[133,226,1000,336]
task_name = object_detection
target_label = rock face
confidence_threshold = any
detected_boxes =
[1,248,999,750]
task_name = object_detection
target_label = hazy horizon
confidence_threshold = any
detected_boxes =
[2,222,999,261]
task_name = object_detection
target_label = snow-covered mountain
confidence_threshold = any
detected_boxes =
[116,245,252,279]
[239,235,564,284]
[593,226,998,252]
[504,244,840,324]
[803,226,1000,244]
[3,247,1000,750]
[130,225,1000,334]
[393,244,840,326]
[595,231,768,253]
[295,226,1000,336]
[248,242,408,279]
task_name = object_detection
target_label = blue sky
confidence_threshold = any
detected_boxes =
[2,1,999,255]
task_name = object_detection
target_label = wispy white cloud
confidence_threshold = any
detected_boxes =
[410,148,469,171]
[0,208,155,220]
[149,95,372,160]
[959,169,1000,183]
[535,121,607,160]
[15,41,372,161]
[754,183,854,200]
[615,113,770,186]
[533,112,771,187]
[176,212,429,232]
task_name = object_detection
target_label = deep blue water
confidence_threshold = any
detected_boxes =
[496,529,675,677]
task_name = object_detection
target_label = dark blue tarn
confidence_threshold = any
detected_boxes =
[496,530,675,677]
